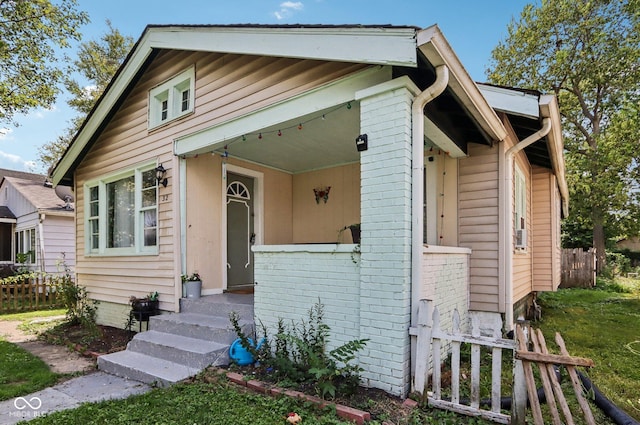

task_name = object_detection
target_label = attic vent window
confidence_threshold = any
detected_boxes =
[148,67,195,129]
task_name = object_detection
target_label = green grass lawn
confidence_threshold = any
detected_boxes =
[537,277,640,421]
[0,339,59,401]
[0,309,66,401]
[28,379,356,425]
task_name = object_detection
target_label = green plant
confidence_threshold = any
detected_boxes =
[181,273,201,282]
[54,273,98,335]
[231,300,369,399]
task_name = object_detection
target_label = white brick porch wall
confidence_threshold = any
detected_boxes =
[253,244,361,349]
[356,79,418,397]
[420,245,471,334]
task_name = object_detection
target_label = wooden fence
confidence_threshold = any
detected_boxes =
[561,248,596,288]
[411,299,597,424]
[410,300,518,424]
[0,275,65,313]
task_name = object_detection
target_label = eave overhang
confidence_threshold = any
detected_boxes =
[416,26,507,145]
[50,25,421,186]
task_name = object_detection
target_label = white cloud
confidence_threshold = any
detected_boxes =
[0,150,37,171]
[274,1,304,20]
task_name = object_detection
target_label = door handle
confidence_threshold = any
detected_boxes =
[250,233,256,244]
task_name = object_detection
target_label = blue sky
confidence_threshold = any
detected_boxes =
[0,0,531,173]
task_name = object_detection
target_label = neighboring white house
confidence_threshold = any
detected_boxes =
[0,170,75,274]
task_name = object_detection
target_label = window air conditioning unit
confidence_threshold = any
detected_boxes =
[515,229,527,248]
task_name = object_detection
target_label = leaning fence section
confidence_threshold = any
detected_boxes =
[0,274,64,313]
[410,299,517,424]
[561,248,596,288]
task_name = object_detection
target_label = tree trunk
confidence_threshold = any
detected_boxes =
[592,207,606,274]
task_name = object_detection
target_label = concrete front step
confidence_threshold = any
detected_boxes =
[180,293,254,319]
[98,351,200,387]
[150,312,253,344]
[99,295,255,386]
[127,330,230,369]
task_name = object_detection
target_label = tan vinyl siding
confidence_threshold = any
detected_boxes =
[532,165,561,292]
[512,152,532,304]
[458,143,500,312]
[74,49,367,313]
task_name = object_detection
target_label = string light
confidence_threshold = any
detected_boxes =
[199,101,353,158]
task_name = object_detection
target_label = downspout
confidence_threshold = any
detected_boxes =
[503,117,551,328]
[38,213,46,272]
[411,65,449,328]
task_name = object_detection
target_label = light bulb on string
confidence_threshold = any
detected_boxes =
[242,135,246,142]
[298,123,303,130]
[278,130,282,136]
[346,102,352,110]
[258,133,262,140]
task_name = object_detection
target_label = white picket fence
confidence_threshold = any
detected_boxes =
[410,299,521,424]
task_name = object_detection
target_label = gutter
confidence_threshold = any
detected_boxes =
[503,117,552,327]
[411,65,449,328]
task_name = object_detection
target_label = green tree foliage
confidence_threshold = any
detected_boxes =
[39,21,133,172]
[487,0,640,269]
[0,0,88,124]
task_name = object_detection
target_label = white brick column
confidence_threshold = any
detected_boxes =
[355,77,420,397]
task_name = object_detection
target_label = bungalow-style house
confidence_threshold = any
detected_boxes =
[0,169,75,274]
[51,24,567,397]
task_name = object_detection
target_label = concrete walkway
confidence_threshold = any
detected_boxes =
[0,372,150,424]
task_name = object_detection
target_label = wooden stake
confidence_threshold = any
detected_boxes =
[555,333,597,425]
[516,325,544,425]
[531,329,573,425]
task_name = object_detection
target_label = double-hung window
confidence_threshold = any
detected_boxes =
[148,67,195,129]
[15,228,36,264]
[86,163,158,255]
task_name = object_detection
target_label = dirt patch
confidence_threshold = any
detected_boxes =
[17,340,95,374]
[2,318,132,376]
[40,323,132,356]
[0,320,32,343]
[0,318,95,374]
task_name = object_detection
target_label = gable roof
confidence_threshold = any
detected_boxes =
[0,168,46,183]
[2,177,74,214]
[51,24,508,186]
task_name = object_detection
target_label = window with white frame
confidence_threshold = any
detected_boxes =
[15,228,36,264]
[514,165,527,249]
[85,164,158,255]
[148,67,195,129]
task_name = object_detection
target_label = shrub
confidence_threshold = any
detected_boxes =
[54,273,98,334]
[230,300,368,399]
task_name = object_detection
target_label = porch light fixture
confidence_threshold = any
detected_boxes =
[155,164,168,187]
[355,134,368,152]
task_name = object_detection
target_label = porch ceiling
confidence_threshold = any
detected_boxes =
[213,104,361,174]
